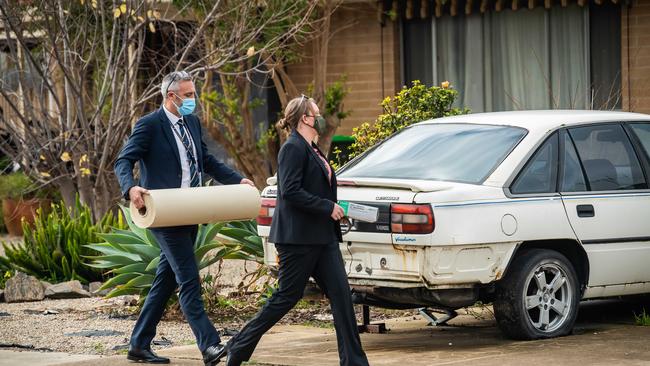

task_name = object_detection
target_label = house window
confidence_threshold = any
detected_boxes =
[402,4,621,112]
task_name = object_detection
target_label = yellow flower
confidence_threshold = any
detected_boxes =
[39,155,46,161]
[246,46,255,57]
[441,80,450,89]
[113,8,121,18]
[80,168,91,177]
[40,171,51,178]
[91,0,97,8]
[120,4,127,14]
[60,152,72,162]
[80,154,88,164]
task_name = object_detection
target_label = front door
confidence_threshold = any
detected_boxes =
[559,123,650,293]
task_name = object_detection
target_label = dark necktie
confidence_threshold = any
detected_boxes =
[176,120,201,187]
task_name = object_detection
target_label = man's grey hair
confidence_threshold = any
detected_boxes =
[160,71,193,98]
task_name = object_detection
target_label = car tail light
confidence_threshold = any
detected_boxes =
[257,198,276,226]
[390,203,434,234]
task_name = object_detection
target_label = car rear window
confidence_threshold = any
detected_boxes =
[339,123,527,184]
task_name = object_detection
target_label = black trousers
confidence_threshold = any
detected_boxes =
[228,242,369,366]
[130,225,220,352]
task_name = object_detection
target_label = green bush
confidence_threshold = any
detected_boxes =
[332,80,467,168]
[0,172,33,200]
[0,171,59,201]
[86,205,264,302]
[0,197,124,284]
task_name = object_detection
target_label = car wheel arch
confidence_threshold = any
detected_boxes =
[502,239,589,295]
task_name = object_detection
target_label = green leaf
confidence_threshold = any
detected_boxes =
[105,286,141,299]
[99,273,139,290]
[220,227,255,242]
[196,222,225,248]
[83,255,138,267]
[144,256,160,273]
[84,244,142,261]
[194,242,224,263]
[96,233,147,247]
[84,261,118,269]
[119,205,148,241]
[123,274,155,289]
[145,229,160,249]
[120,244,160,261]
[112,262,147,275]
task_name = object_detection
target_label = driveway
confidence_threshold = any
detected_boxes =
[9,297,650,366]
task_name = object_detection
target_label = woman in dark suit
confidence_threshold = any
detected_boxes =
[224,96,370,366]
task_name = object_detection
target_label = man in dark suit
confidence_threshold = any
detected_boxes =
[224,96,369,366]
[114,70,254,365]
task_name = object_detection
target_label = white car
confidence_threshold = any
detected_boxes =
[257,110,650,340]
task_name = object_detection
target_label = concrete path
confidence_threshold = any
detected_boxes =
[0,350,99,366]
[5,298,650,366]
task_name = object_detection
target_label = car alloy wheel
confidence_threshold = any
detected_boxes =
[522,263,573,333]
[494,248,580,340]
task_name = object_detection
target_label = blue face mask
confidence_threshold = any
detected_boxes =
[172,94,196,116]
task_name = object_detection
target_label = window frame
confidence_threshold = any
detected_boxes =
[558,129,590,193]
[568,122,649,192]
[623,122,650,186]
[402,7,622,112]
[509,132,560,196]
[506,121,650,198]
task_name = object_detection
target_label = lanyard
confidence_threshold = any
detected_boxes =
[170,118,198,167]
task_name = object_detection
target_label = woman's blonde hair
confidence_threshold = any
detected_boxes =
[278,95,315,130]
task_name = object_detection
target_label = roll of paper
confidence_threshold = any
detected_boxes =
[130,185,261,228]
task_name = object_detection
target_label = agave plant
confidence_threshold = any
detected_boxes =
[0,197,124,283]
[85,205,264,300]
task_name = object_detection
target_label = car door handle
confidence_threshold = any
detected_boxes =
[576,204,595,218]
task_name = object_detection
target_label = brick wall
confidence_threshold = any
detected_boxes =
[286,2,400,136]
[623,0,650,113]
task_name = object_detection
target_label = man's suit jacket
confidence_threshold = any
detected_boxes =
[269,129,342,245]
[114,108,243,199]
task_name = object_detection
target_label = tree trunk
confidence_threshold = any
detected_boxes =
[57,177,77,210]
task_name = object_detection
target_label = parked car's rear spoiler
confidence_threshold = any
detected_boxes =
[336,178,452,193]
[266,175,453,193]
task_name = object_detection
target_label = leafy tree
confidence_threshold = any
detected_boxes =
[0,0,320,218]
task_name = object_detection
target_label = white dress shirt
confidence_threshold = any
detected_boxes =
[162,105,200,188]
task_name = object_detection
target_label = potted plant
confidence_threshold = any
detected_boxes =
[0,172,52,236]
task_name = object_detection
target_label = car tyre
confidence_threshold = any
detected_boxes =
[494,248,580,340]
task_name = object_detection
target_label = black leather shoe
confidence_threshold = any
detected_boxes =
[225,354,243,366]
[203,344,228,366]
[127,346,170,364]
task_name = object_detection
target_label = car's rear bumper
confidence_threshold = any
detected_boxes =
[260,226,519,305]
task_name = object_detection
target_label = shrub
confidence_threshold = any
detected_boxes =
[332,80,467,168]
[635,308,650,326]
[0,172,58,200]
[0,172,33,200]
[86,206,264,302]
[0,197,124,283]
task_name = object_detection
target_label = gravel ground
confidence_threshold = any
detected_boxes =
[0,297,198,355]
[0,295,416,356]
